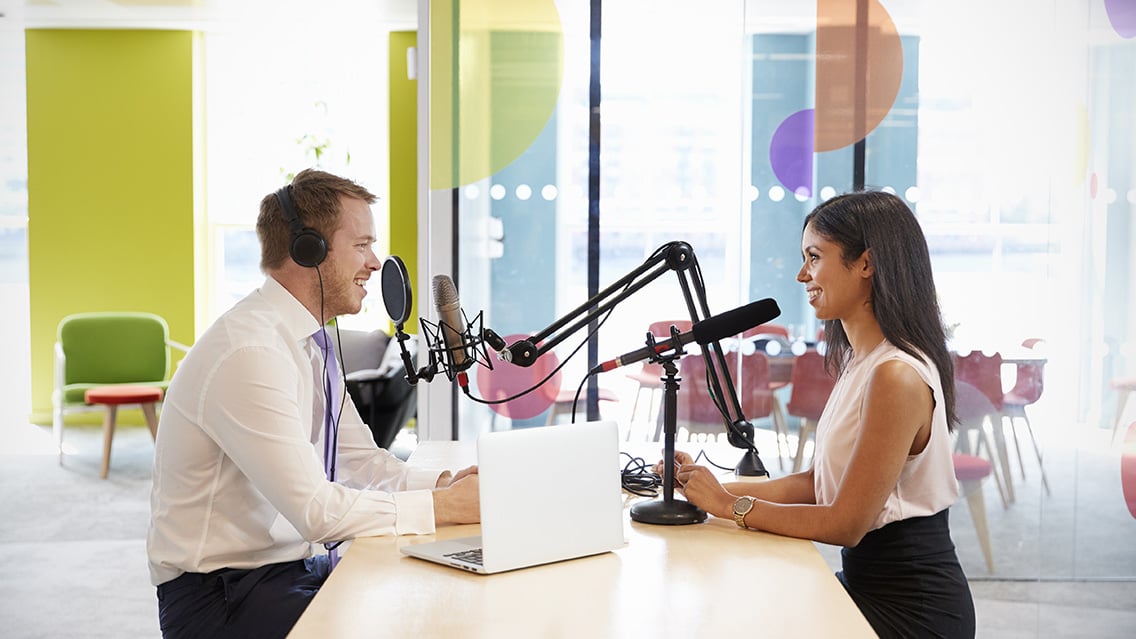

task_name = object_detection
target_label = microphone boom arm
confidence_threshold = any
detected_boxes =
[502,240,767,478]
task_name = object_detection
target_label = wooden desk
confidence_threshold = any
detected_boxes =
[289,442,875,638]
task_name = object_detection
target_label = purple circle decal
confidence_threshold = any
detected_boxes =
[770,109,814,198]
[1106,0,1136,38]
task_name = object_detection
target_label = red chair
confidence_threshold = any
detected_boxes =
[547,386,621,426]
[1001,338,1050,495]
[743,323,790,340]
[626,320,692,430]
[953,350,1004,411]
[954,381,1008,509]
[1111,377,1136,443]
[667,350,788,469]
[954,350,1014,503]
[953,453,996,573]
[784,350,836,472]
[1122,422,1136,520]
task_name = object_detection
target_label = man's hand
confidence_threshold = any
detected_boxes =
[435,465,478,488]
[431,473,480,525]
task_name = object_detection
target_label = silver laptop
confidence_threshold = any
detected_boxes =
[400,420,626,574]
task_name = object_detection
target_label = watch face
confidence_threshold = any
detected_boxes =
[734,497,753,515]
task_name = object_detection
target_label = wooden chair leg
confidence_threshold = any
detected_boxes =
[100,404,118,480]
[792,419,816,474]
[141,402,160,440]
[975,423,1009,509]
[770,396,787,472]
[962,478,995,573]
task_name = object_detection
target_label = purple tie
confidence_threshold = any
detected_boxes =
[312,327,342,568]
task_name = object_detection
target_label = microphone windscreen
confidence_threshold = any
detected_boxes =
[691,298,781,345]
[381,256,413,325]
[431,274,459,308]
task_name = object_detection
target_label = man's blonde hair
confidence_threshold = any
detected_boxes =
[256,169,377,271]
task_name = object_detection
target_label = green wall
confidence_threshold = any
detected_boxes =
[390,31,419,333]
[26,29,197,423]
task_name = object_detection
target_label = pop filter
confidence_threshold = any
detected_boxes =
[381,255,413,327]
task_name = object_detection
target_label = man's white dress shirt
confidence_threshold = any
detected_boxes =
[148,277,441,586]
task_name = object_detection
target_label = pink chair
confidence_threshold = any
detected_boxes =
[743,323,790,340]
[668,351,788,469]
[954,350,1014,503]
[953,453,996,573]
[954,381,1009,509]
[1111,377,1136,443]
[1122,422,1136,520]
[954,350,1005,411]
[1001,338,1049,495]
[784,350,836,472]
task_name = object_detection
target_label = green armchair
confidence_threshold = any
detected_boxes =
[52,311,189,463]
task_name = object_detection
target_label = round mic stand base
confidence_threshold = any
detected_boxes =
[630,498,707,525]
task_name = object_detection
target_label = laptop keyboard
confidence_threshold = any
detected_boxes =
[444,547,484,566]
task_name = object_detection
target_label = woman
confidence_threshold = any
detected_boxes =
[661,191,975,638]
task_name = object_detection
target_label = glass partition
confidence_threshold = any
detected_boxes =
[431,0,1136,584]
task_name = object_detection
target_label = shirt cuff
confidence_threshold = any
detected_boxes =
[392,489,436,535]
[406,466,446,491]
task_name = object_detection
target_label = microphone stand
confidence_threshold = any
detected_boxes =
[503,241,770,481]
[629,354,707,525]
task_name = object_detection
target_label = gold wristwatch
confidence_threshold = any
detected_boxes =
[733,495,755,528]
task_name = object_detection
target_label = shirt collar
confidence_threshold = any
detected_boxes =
[259,276,324,343]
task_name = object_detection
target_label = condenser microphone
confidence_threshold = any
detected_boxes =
[431,275,473,372]
[589,298,781,375]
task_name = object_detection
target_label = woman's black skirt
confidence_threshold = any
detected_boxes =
[837,508,976,638]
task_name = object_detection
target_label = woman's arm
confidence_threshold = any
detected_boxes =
[723,470,817,505]
[675,359,932,546]
[657,452,816,505]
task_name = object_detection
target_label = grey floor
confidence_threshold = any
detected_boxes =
[1,419,1134,638]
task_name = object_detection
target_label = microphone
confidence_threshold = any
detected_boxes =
[589,298,781,375]
[431,275,473,373]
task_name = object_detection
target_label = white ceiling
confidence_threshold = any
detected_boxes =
[2,0,418,30]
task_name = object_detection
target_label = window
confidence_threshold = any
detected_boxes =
[202,4,400,330]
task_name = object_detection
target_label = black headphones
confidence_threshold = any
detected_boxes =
[275,184,328,268]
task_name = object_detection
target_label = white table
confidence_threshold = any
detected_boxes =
[288,441,875,638]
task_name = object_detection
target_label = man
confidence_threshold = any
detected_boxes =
[148,169,480,638]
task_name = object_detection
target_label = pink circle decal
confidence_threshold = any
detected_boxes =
[475,334,562,420]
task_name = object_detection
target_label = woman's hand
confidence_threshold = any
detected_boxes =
[652,450,696,483]
[673,462,735,520]
[653,450,734,520]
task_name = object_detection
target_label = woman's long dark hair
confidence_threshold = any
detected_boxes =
[804,191,957,429]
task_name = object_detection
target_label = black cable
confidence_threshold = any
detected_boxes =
[691,449,734,472]
[314,265,348,552]
[461,279,628,408]
[560,242,687,423]
[620,452,661,497]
